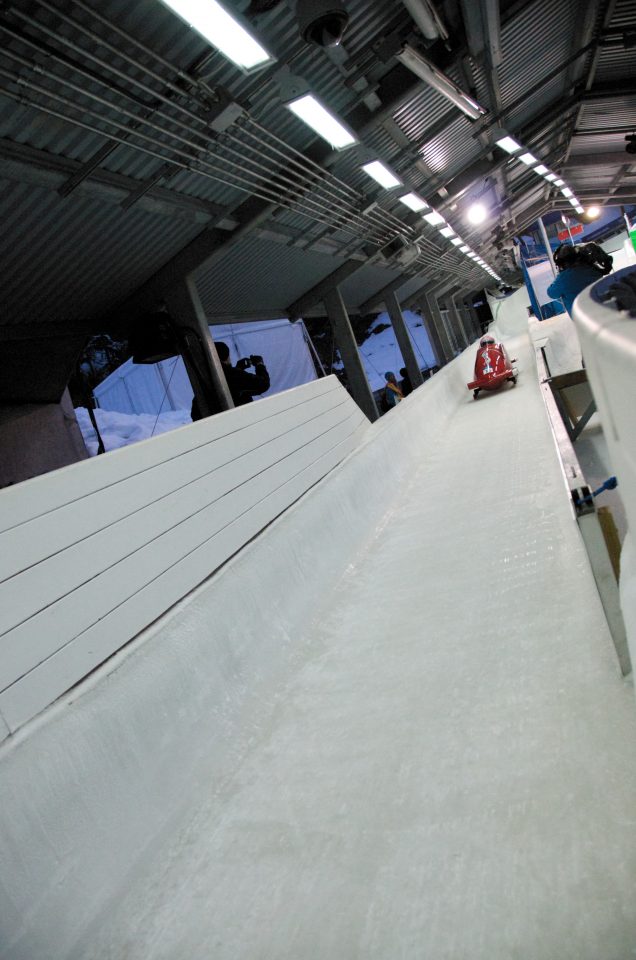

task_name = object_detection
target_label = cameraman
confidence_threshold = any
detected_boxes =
[547,242,612,317]
[191,340,270,420]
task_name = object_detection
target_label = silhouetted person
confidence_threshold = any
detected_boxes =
[191,341,270,421]
[399,366,412,397]
[382,371,403,411]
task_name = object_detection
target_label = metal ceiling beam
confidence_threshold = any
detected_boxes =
[286,260,368,320]
[0,137,232,227]
[563,152,636,168]
[357,274,415,315]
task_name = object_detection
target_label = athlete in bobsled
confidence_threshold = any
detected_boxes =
[467,334,517,399]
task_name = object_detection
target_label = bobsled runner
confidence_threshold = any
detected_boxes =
[467,335,517,399]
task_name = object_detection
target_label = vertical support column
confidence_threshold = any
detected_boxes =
[464,298,481,339]
[539,216,557,278]
[444,292,467,350]
[384,290,424,390]
[164,275,233,417]
[324,286,378,422]
[422,290,453,363]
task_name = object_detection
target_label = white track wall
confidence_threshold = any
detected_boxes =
[574,277,636,671]
[0,343,480,960]
[0,376,368,739]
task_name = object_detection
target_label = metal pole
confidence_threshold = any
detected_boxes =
[422,290,454,363]
[384,290,424,391]
[539,216,557,278]
[324,287,378,422]
[164,276,234,418]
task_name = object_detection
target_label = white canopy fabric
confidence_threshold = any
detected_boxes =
[94,319,319,415]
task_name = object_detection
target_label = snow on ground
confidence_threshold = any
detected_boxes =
[333,310,437,391]
[75,407,191,456]
[76,312,436,453]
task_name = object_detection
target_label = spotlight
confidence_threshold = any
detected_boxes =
[586,205,601,219]
[467,202,487,225]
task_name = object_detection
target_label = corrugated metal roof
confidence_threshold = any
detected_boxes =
[193,234,347,318]
[0,177,205,323]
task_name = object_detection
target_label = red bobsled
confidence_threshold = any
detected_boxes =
[467,335,517,399]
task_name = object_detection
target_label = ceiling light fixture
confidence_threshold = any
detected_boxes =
[534,164,549,175]
[451,236,463,246]
[399,192,429,211]
[396,43,487,121]
[554,178,565,186]
[561,187,573,198]
[575,205,585,214]
[467,202,487,224]
[361,160,402,189]
[568,197,580,207]
[519,152,538,166]
[544,173,557,182]
[460,245,470,253]
[423,209,445,225]
[495,135,522,153]
[287,94,357,149]
[159,0,273,71]
[586,205,601,219]
[439,225,456,238]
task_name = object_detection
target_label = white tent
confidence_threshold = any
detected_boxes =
[94,319,320,415]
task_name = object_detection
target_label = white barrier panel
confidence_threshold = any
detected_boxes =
[0,350,472,960]
[0,376,368,737]
[574,268,636,670]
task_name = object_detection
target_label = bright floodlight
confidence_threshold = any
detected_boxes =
[287,94,357,149]
[451,236,463,246]
[399,192,428,211]
[439,225,456,238]
[467,202,487,224]
[586,205,601,218]
[159,0,273,70]
[423,209,445,225]
[561,187,573,198]
[534,164,549,175]
[496,135,522,153]
[361,161,402,189]
[519,152,538,166]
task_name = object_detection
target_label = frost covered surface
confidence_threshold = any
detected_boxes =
[75,407,191,456]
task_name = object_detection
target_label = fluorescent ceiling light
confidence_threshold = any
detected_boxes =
[460,245,470,253]
[159,0,273,70]
[468,252,478,259]
[496,135,522,153]
[287,94,357,149]
[439,225,456,237]
[396,43,487,121]
[519,152,538,166]
[561,187,573,198]
[544,173,557,182]
[423,209,445,225]
[451,236,463,246]
[361,160,402,189]
[568,197,580,207]
[575,205,584,214]
[554,178,565,186]
[534,164,549,175]
[399,192,428,211]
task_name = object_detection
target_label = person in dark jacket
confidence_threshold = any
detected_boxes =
[399,366,412,397]
[191,341,270,420]
[547,242,612,317]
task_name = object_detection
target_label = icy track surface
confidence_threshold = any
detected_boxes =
[78,330,636,960]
